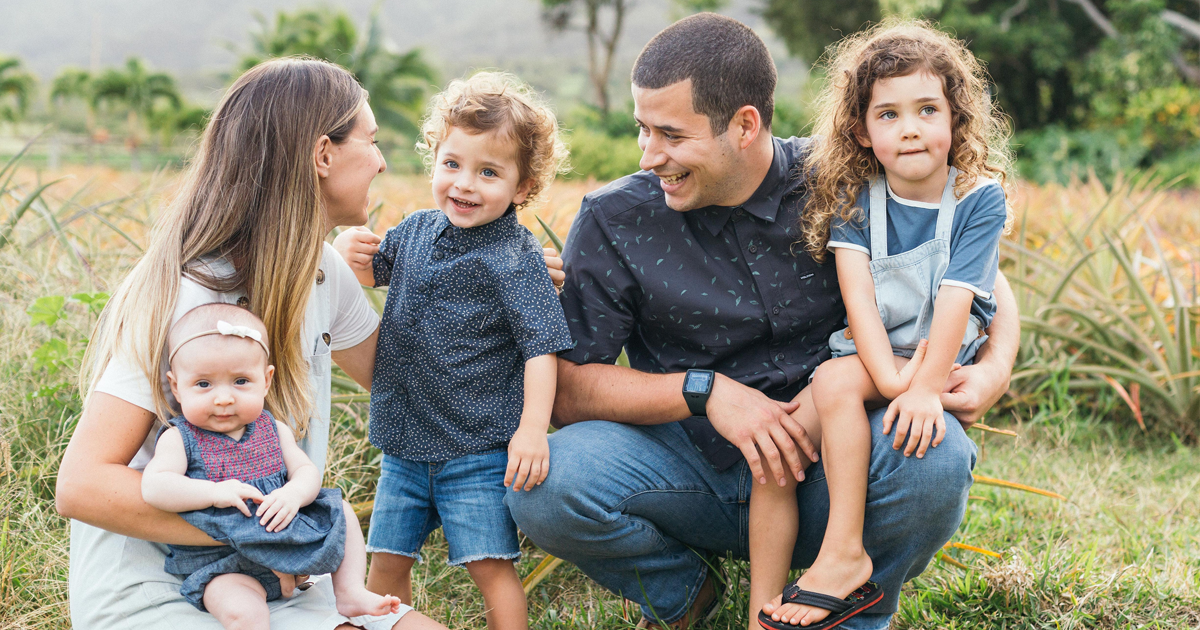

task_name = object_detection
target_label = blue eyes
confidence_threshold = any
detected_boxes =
[881,111,897,120]
[197,380,210,388]
[879,106,938,120]
[921,106,937,115]
[235,378,249,386]
[482,168,497,178]
[445,160,459,169]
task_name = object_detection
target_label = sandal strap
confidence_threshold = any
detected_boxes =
[780,584,851,614]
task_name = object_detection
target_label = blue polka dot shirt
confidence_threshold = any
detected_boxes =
[369,209,575,462]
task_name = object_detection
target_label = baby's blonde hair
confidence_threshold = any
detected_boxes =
[800,19,1013,261]
[417,72,568,209]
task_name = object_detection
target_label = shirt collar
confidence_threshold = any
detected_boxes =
[432,207,520,247]
[691,137,797,236]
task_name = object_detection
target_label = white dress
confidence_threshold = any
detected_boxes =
[69,244,410,630]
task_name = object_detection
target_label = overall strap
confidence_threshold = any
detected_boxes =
[868,176,889,258]
[934,166,960,241]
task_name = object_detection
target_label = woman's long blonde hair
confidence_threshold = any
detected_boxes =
[81,57,366,436]
[800,20,1013,261]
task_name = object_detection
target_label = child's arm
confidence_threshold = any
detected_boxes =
[333,226,381,288]
[883,286,975,457]
[835,250,928,399]
[141,427,264,516]
[505,353,557,492]
[255,421,322,533]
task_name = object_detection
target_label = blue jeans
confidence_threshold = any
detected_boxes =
[505,408,976,629]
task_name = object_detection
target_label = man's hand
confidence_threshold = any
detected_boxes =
[706,374,818,486]
[544,247,565,293]
[941,360,1010,429]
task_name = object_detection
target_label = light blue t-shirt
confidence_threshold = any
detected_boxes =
[827,178,1006,329]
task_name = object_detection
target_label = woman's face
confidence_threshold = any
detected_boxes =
[318,103,387,230]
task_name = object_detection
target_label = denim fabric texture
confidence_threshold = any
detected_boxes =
[366,450,520,566]
[557,137,843,471]
[370,209,575,462]
[162,413,346,611]
[827,169,990,365]
[506,412,976,629]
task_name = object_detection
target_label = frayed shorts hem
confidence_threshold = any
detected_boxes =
[448,551,521,567]
[364,547,421,563]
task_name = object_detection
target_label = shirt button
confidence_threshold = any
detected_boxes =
[321,332,331,346]
[433,251,443,260]
[316,269,325,285]
[734,208,745,218]
[772,306,780,315]
[236,296,249,308]
[775,353,785,362]
[398,357,410,365]
[748,244,758,254]
[407,317,417,327]
[458,245,467,254]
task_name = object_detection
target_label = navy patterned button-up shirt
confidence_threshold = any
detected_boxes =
[370,209,575,462]
[558,136,844,470]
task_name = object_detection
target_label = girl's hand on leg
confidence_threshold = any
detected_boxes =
[257,486,303,532]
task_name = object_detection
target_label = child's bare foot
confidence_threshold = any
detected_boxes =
[334,585,402,618]
[761,548,873,627]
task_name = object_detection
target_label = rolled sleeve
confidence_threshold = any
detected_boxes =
[373,225,405,288]
[557,199,638,365]
[496,243,575,361]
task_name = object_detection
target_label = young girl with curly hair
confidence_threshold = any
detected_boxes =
[752,20,1012,630]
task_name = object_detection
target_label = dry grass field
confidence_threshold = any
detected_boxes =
[2,163,1199,628]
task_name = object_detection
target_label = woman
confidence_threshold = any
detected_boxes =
[56,57,561,629]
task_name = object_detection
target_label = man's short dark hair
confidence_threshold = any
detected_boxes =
[632,13,776,134]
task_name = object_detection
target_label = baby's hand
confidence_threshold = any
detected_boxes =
[211,480,265,517]
[257,485,304,532]
[882,387,946,458]
[505,426,549,492]
[333,226,381,272]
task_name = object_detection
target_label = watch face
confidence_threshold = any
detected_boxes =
[684,370,713,394]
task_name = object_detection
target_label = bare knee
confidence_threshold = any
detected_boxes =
[811,357,875,409]
[370,551,416,577]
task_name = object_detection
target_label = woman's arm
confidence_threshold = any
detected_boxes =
[331,327,378,391]
[56,392,220,545]
[836,250,922,399]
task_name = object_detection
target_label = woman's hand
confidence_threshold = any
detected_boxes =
[505,425,550,491]
[882,387,946,458]
[257,485,303,532]
[210,479,265,517]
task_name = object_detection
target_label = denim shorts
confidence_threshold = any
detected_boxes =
[366,449,520,566]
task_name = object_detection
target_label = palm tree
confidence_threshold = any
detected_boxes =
[91,58,181,171]
[0,56,37,124]
[239,5,436,136]
[51,68,97,130]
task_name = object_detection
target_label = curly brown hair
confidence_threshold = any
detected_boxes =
[800,20,1013,262]
[417,72,568,210]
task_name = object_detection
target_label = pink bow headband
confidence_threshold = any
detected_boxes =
[168,320,270,364]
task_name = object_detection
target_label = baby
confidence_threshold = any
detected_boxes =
[334,71,573,630]
[141,302,402,630]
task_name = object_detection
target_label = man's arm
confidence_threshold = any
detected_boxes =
[941,271,1019,427]
[554,359,818,486]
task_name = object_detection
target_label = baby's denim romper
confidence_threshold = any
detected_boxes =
[828,167,988,364]
[161,412,347,611]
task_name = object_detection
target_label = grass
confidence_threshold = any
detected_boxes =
[2,162,1200,628]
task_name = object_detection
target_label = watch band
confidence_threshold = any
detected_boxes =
[683,369,714,417]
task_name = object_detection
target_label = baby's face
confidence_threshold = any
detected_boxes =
[167,336,274,436]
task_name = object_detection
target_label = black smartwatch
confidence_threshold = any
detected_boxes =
[682,369,715,417]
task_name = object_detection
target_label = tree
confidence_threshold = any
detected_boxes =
[51,68,98,133]
[541,0,633,115]
[0,56,37,123]
[238,5,436,136]
[92,57,182,170]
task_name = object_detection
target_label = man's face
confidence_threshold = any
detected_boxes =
[633,80,744,212]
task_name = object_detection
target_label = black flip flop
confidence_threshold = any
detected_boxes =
[756,580,884,630]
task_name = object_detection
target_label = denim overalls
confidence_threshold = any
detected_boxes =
[828,167,987,365]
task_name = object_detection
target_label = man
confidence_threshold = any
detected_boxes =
[505,13,1017,630]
